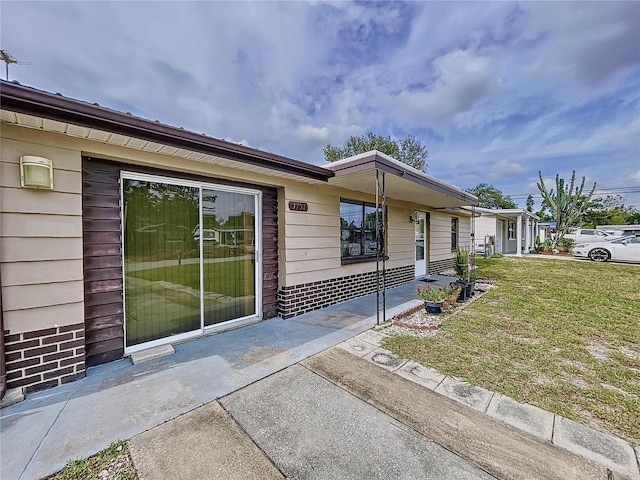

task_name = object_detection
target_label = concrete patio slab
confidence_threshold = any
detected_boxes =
[553,416,640,479]
[0,382,78,480]
[1,306,388,480]
[220,363,496,480]
[486,393,554,442]
[362,347,406,372]
[129,401,284,480]
[435,377,494,412]
[395,361,445,390]
[336,336,378,357]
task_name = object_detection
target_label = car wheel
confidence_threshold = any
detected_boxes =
[588,248,610,262]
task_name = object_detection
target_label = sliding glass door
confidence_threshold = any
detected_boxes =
[122,173,260,352]
[202,188,256,326]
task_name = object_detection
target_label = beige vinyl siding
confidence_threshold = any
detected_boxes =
[428,211,473,263]
[459,215,472,249]
[475,215,498,240]
[280,186,416,286]
[387,205,415,263]
[279,186,340,285]
[1,136,84,333]
[428,212,454,261]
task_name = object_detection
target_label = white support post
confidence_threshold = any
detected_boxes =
[516,214,523,257]
[525,217,531,252]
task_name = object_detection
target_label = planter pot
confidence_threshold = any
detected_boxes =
[455,280,468,302]
[424,301,443,314]
[465,281,475,298]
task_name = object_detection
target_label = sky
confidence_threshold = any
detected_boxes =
[2,1,639,209]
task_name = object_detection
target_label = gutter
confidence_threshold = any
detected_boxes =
[0,81,334,182]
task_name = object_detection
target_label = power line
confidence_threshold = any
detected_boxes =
[506,189,640,198]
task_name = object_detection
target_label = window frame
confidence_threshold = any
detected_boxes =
[450,217,459,251]
[508,221,516,240]
[340,198,386,263]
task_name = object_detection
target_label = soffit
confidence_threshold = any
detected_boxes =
[0,110,325,185]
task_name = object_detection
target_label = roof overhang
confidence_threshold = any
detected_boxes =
[470,206,540,221]
[324,150,477,208]
[0,81,333,184]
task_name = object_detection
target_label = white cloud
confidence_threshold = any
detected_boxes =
[489,160,527,180]
[387,50,495,127]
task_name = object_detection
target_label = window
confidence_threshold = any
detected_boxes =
[451,217,459,251]
[340,199,385,260]
[508,221,516,239]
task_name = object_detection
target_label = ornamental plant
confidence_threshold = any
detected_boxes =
[417,285,445,303]
[443,282,462,301]
[455,246,471,281]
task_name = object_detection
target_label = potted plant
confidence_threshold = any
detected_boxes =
[417,285,445,314]
[443,282,461,309]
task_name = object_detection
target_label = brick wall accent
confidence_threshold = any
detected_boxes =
[4,323,85,393]
[428,258,455,275]
[278,264,414,318]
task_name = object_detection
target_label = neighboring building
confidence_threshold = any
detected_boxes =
[0,81,477,394]
[473,207,539,255]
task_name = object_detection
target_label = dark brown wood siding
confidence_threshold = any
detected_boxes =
[262,192,279,318]
[82,158,279,366]
[82,160,124,367]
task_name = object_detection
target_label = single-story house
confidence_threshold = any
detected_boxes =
[472,207,539,255]
[0,81,477,394]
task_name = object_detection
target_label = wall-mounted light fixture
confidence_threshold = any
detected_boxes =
[20,155,53,190]
[409,215,415,223]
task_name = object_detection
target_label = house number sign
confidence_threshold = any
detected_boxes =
[288,201,308,212]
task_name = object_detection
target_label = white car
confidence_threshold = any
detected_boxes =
[573,236,640,263]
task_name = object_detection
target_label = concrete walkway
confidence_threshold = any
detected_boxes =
[0,276,449,480]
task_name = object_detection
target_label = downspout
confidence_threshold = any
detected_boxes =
[471,206,476,282]
[0,264,6,399]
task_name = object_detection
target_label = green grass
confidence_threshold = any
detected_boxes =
[128,260,253,297]
[382,256,640,446]
[45,440,136,480]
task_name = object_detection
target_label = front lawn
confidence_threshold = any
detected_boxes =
[382,256,640,446]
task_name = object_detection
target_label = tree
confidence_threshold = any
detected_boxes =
[537,171,596,249]
[526,194,534,212]
[323,132,429,172]
[581,194,640,227]
[464,183,517,209]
